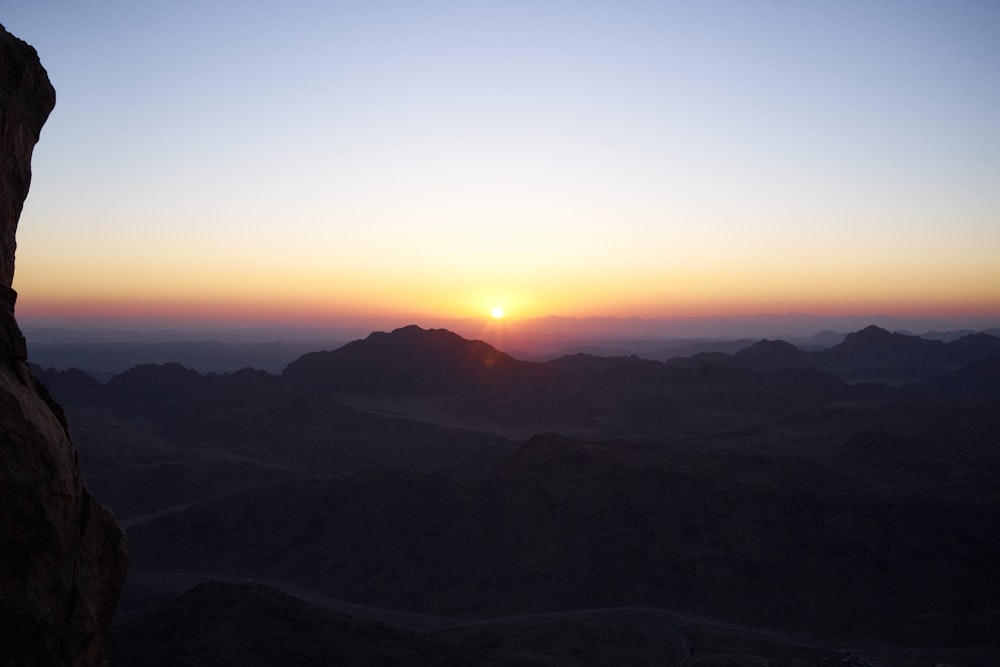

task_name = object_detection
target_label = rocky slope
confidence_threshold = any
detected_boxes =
[0,24,126,666]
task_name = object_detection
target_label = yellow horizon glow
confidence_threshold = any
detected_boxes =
[13,282,1000,328]
[12,214,1000,327]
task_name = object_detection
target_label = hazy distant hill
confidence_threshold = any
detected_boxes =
[519,337,759,362]
[28,339,335,379]
[921,327,1000,342]
[665,338,818,372]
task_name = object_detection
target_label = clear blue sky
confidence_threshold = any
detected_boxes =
[3,1,999,332]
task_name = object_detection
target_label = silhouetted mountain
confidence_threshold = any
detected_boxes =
[28,339,331,379]
[921,328,978,342]
[533,339,750,365]
[812,325,1000,383]
[285,325,547,394]
[947,332,1000,361]
[662,339,817,372]
[819,325,938,364]
[32,365,104,399]
[732,338,818,371]
[656,338,757,359]
[667,338,818,373]
[918,328,1000,342]
[818,325,1000,366]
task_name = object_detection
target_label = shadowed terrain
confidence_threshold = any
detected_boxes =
[35,324,1000,665]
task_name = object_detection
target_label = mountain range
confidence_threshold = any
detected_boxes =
[31,323,1000,665]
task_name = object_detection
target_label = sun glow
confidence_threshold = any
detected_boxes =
[491,306,505,319]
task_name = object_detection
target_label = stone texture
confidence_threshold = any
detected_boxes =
[0,23,127,666]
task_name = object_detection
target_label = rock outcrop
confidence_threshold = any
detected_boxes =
[0,23,127,666]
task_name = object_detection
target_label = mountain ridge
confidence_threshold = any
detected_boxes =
[284,324,547,395]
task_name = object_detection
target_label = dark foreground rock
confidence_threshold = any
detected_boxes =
[0,23,127,666]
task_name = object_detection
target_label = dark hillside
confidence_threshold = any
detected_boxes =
[126,435,1000,647]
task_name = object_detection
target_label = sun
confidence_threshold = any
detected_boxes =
[490,306,505,319]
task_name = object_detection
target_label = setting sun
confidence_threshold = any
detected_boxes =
[491,306,505,319]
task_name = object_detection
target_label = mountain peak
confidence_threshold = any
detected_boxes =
[813,324,1000,374]
[283,325,536,394]
[853,324,893,340]
[733,338,817,371]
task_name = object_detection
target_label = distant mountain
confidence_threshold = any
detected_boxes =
[31,365,103,399]
[946,332,1000,361]
[919,328,1000,342]
[812,325,1000,384]
[284,325,547,395]
[732,338,818,371]
[664,339,817,372]
[39,326,895,452]
[817,325,1000,365]
[27,339,335,380]
[920,328,978,342]
[537,338,757,362]
[805,329,846,347]
[503,314,1000,342]
[818,325,940,365]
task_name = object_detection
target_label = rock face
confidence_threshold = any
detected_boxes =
[0,24,127,666]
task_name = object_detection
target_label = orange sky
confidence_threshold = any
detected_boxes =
[6,3,1000,335]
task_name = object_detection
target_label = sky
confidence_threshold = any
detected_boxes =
[3,1,1000,337]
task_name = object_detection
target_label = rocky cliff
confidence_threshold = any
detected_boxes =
[0,24,127,666]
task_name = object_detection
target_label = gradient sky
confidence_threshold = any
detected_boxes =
[4,1,999,331]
